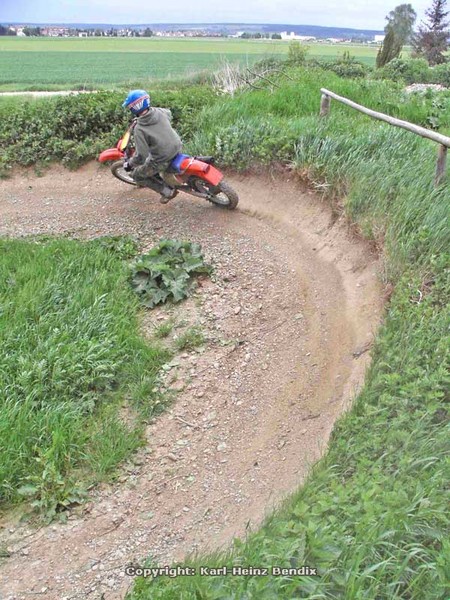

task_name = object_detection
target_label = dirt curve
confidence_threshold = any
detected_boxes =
[0,164,383,600]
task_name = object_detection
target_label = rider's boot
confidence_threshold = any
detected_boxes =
[159,186,178,204]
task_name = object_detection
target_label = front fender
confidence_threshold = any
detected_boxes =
[98,148,124,163]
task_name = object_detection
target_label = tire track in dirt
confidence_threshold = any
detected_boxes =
[0,164,383,599]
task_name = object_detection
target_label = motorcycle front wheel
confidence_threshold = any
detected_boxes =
[111,160,137,185]
[191,178,239,210]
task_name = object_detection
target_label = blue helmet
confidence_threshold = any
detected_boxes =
[122,90,151,116]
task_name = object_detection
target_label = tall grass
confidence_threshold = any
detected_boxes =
[131,68,450,599]
[187,68,450,131]
[0,237,169,517]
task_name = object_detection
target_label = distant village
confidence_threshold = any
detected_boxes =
[0,25,384,44]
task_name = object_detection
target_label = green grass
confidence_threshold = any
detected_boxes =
[0,37,379,90]
[0,51,265,87]
[0,36,378,56]
[154,319,175,339]
[0,237,169,517]
[128,68,450,600]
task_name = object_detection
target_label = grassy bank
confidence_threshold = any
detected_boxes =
[0,237,169,517]
[1,68,449,179]
[127,69,450,598]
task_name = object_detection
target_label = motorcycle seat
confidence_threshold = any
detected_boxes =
[168,154,216,174]
[195,156,215,165]
[168,153,190,174]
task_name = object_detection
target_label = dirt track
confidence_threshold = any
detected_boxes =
[0,164,383,599]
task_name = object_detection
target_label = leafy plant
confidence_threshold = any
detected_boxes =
[374,57,432,84]
[18,447,87,523]
[130,240,212,309]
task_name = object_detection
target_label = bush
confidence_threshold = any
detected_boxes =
[374,58,432,84]
[0,85,217,175]
[287,41,309,65]
[308,52,370,79]
[329,61,368,79]
[432,62,450,87]
[252,56,285,72]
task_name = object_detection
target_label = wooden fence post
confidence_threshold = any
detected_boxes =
[435,144,448,187]
[320,93,330,117]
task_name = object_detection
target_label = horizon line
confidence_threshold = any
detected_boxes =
[1,21,383,33]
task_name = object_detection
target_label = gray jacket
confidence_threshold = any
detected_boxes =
[130,108,182,167]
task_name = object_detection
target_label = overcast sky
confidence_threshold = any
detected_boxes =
[0,0,432,30]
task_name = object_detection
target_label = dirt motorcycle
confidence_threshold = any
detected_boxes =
[98,121,239,209]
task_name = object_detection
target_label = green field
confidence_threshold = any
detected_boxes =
[0,37,379,90]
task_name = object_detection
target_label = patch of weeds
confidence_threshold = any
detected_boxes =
[175,326,205,351]
[154,318,175,339]
[0,237,168,513]
[96,235,139,260]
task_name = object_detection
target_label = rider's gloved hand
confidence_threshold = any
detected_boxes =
[123,160,133,172]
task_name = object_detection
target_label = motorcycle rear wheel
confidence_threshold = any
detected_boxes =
[111,160,137,186]
[191,178,239,210]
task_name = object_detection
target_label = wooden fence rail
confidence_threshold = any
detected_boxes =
[319,88,450,187]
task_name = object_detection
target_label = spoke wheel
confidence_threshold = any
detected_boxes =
[191,178,239,210]
[111,160,137,185]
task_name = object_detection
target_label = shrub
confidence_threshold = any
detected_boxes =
[0,85,217,175]
[252,56,285,72]
[432,62,450,86]
[374,57,432,84]
[330,61,369,79]
[287,41,310,65]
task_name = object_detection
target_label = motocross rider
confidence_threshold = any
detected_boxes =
[122,89,182,203]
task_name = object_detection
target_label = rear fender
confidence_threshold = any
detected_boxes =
[181,158,223,186]
[98,148,124,163]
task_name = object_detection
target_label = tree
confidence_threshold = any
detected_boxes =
[413,0,449,65]
[377,29,403,67]
[142,28,153,37]
[377,4,417,67]
[386,3,417,42]
[271,33,282,40]
[23,26,41,37]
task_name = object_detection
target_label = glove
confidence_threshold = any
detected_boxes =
[123,160,133,172]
